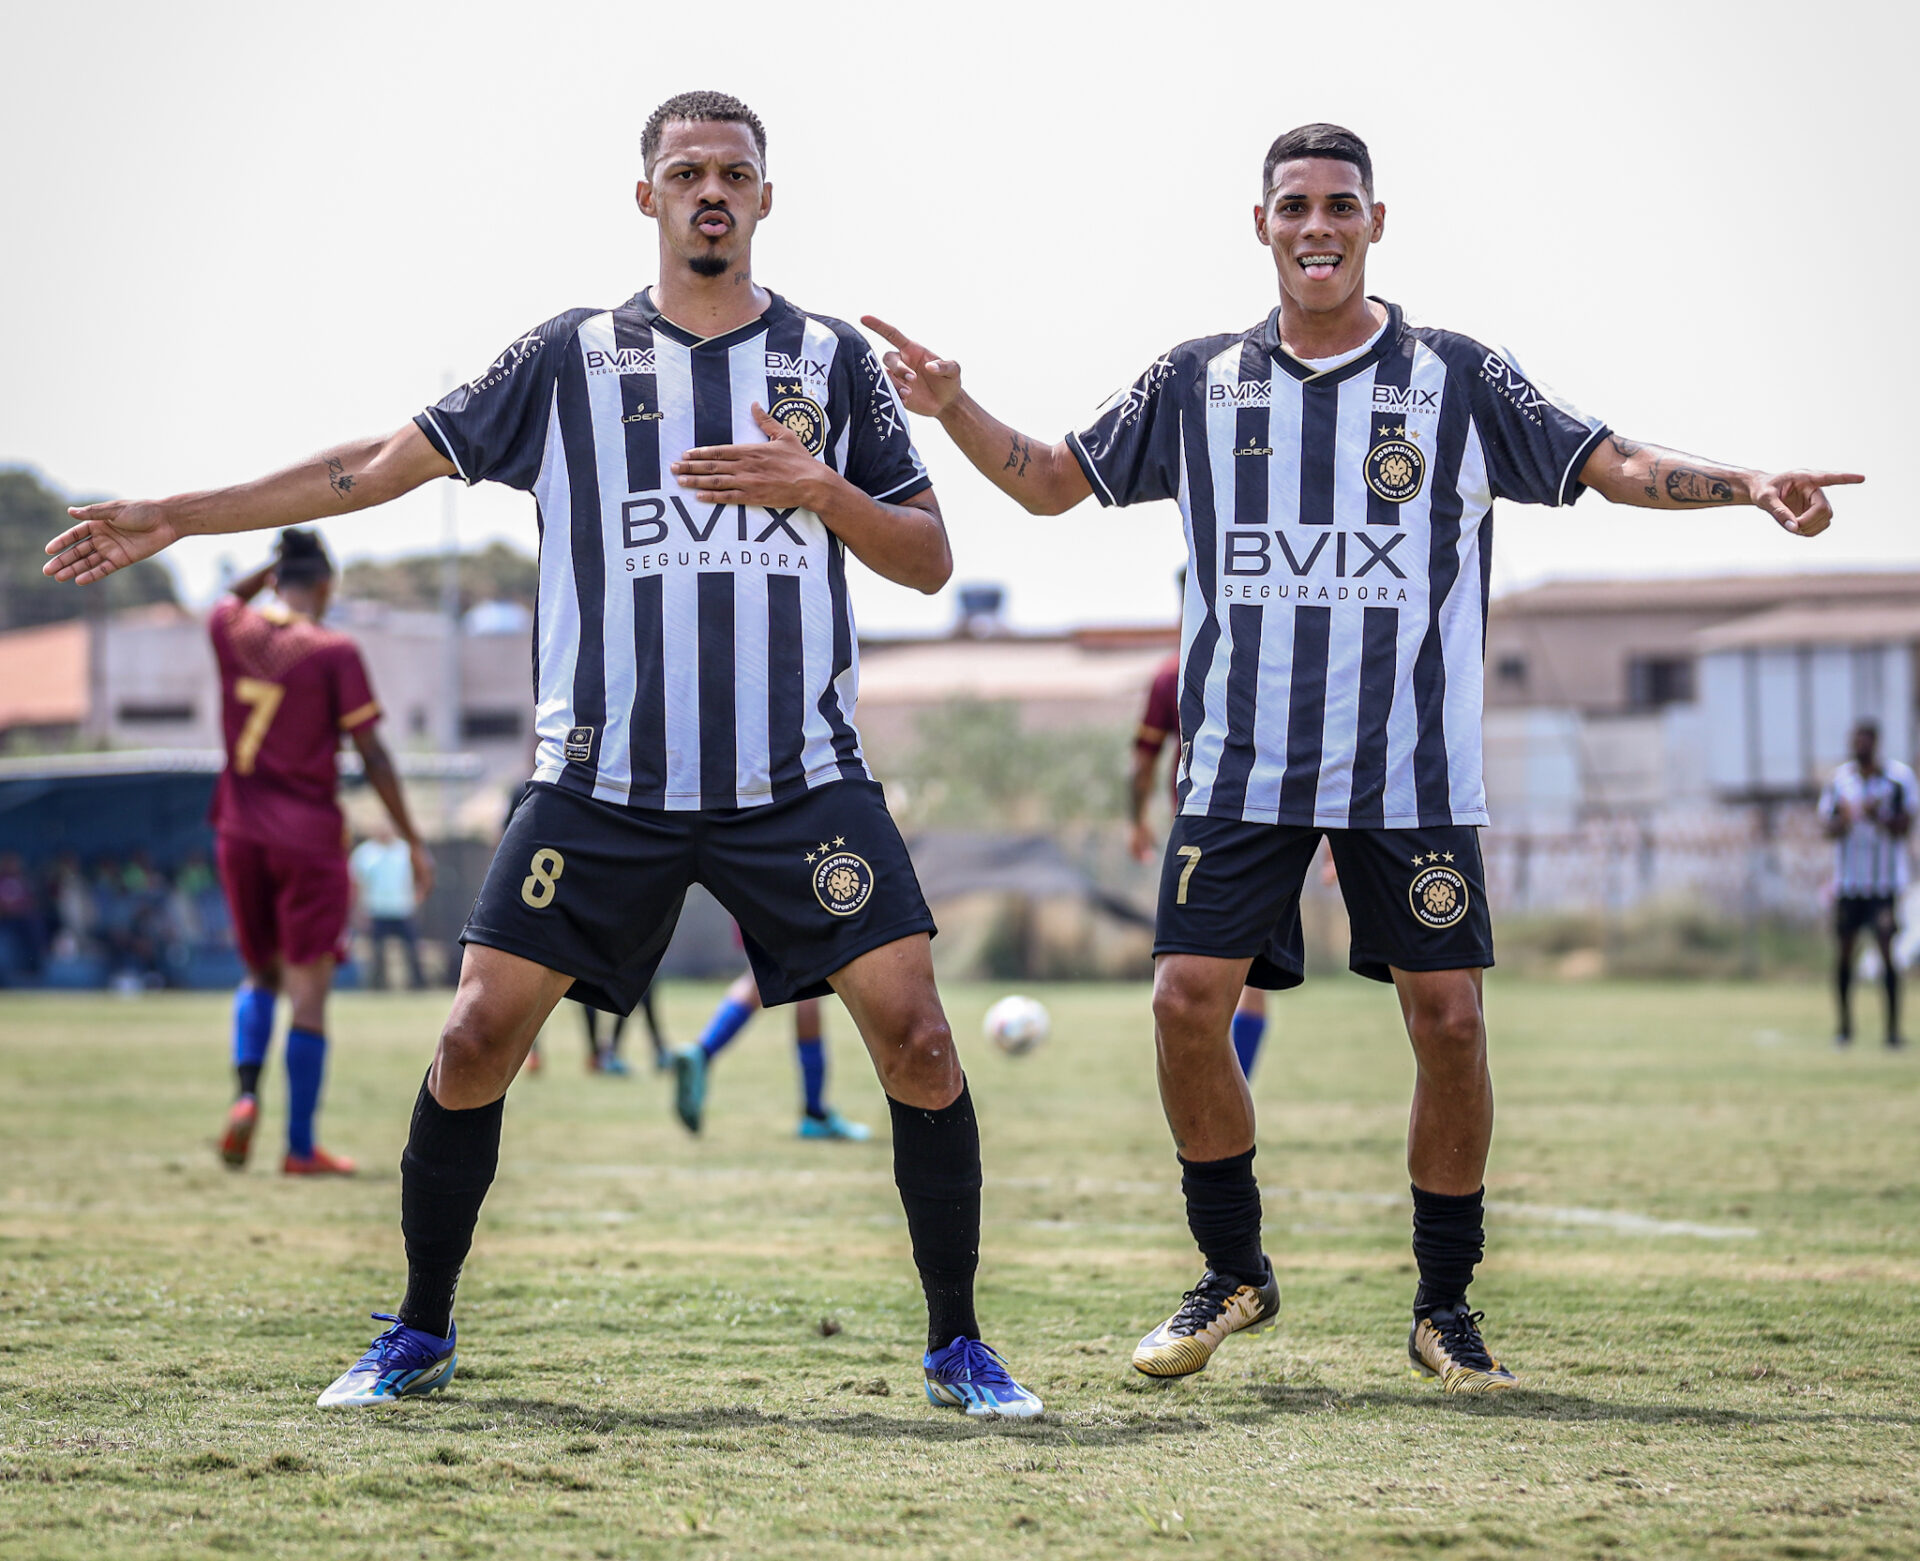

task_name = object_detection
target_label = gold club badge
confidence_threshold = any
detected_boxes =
[807,839,874,916]
[1366,428,1426,503]
[769,382,827,455]
[1408,861,1469,929]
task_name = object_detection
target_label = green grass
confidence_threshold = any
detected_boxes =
[2,978,1917,1559]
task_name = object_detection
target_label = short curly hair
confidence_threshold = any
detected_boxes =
[642,91,767,176]
[1262,123,1373,201]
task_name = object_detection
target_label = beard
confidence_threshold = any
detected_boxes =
[687,252,730,278]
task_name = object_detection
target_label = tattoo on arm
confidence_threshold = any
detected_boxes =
[1003,434,1032,478]
[1666,468,1734,504]
[325,456,356,499]
[1606,433,1645,459]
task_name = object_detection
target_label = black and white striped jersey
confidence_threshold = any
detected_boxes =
[1067,300,1608,830]
[1819,759,1916,896]
[416,290,929,811]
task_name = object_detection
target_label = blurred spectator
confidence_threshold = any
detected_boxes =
[350,818,426,991]
[0,850,246,987]
[0,854,43,982]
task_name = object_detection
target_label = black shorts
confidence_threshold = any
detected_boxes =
[462,778,935,1013]
[1154,817,1494,988]
[1835,894,1898,939]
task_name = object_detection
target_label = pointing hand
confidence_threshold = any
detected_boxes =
[862,316,964,417]
[1752,469,1865,538]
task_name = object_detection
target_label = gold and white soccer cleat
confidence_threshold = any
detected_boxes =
[1131,1261,1279,1378]
[1408,1304,1518,1393]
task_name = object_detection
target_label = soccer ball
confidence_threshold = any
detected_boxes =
[983,994,1051,1057]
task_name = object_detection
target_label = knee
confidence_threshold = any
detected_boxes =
[437,1008,519,1077]
[1410,998,1485,1062]
[879,1012,959,1100]
[1152,970,1228,1050]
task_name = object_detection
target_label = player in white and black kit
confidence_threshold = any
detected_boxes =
[868,123,1863,1393]
[1819,719,1914,1049]
[42,92,1041,1420]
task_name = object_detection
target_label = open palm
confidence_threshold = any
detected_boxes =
[43,500,180,585]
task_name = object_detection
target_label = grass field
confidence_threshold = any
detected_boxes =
[2,978,1917,1560]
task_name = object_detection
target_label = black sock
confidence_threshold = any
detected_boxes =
[1885,962,1900,1042]
[887,1082,982,1352]
[1837,952,1854,1036]
[1411,1183,1484,1316]
[397,1075,504,1338]
[1179,1147,1264,1283]
[236,1064,262,1098]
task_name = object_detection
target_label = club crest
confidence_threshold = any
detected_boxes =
[812,850,873,916]
[769,388,827,455]
[1408,862,1469,929]
[1366,435,1426,503]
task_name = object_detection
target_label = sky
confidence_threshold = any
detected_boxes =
[2,0,1911,634]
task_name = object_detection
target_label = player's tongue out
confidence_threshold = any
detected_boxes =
[1299,252,1341,281]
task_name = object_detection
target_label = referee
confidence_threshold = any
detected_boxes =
[867,122,1863,1392]
[44,91,1041,1420]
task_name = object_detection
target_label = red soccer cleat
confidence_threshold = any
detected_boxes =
[283,1147,358,1176]
[219,1096,258,1169]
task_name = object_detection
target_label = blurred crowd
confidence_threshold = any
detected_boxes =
[0,852,235,989]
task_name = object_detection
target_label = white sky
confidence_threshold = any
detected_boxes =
[3,0,1910,633]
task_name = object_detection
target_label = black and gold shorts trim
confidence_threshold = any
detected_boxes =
[463,778,934,1012]
[1153,817,1493,988]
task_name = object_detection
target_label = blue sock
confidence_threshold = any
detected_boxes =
[285,1027,327,1158]
[1231,1012,1267,1079]
[796,1033,827,1119]
[232,985,275,1094]
[700,997,755,1060]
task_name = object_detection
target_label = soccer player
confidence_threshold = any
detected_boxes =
[208,529,433,1174]
[1131,634,1268,1079]
[45,91,1040,1419]
[867,121,1861,1393]
[1819,719,1914,1049]
[675,967,872,1140]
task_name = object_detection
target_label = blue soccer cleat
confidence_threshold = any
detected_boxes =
[316,1314,457,1407]
[797,1109,871,1142]
[670,1046,708,1134]
[923,1336,1044,1420]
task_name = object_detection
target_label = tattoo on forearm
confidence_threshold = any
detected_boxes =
[325,456,356,499]
[1666,468,1734,504]
[1607,433,1645,459]
[1003,434,1032,478]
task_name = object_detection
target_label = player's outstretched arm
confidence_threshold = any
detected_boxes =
[1578,433,1863,538]
[42,424,456,586]
[861,317,1093,517]
[349,726,435,901]
[671,405,953,594]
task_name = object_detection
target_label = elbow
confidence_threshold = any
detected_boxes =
[915,546,955,596]
[1017,487,1074,518]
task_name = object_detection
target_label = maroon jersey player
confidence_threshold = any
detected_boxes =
[211,528,431,1175]
[1129,649,1270,1078]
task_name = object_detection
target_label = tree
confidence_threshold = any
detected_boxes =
[889,697,1130,829]
[0,468,177,630]
[340,541,539,612]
